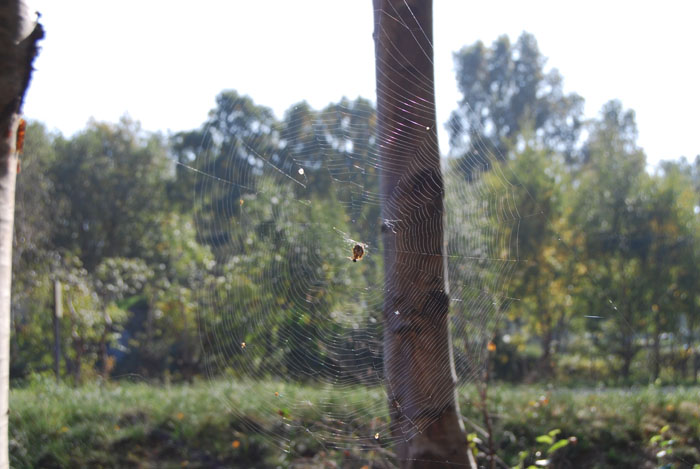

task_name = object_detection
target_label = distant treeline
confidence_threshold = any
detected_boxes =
[11,32,699,385]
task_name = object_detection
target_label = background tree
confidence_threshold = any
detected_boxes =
[641,160,699,381]
[126,213,212,380]
[670,158,700,381]
[496,140,570,376]
[11,123,55,379]
[447,32,584,177]
[318,97,382,247]
[51,118,171,270]
[571,101,648,382]
[189,91,277,257]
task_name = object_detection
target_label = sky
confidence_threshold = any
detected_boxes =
[22,1,700,166]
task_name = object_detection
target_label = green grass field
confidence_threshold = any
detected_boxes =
[10,378,700,468]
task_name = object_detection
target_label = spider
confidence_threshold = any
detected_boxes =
[351,243,365,262]
[333,227,368,263]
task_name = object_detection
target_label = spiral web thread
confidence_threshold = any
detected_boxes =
[187,6,526,465]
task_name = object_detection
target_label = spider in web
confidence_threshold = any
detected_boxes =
[351,243,365,262]
[334,227,368,263]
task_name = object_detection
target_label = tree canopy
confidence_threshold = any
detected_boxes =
[10,32,700,387]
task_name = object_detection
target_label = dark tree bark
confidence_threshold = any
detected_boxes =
[373,1,469,467]
[652,317,661,382]
[0,2,43,466]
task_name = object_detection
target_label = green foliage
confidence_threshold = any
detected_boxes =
[495,138,571,375]
[14,121,56,264]
[51,117,172,270]
[448,32,584,170]
[12,90,388,383]
[512,428,572,468]
[448,95,700,385]
[114,213,215,379]
[12,122,59,379]
[10,34,700,387]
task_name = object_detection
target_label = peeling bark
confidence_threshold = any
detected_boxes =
[0,2,43,466]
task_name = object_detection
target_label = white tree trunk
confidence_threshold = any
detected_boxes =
[0,2,42,466]
[0,126,17,469]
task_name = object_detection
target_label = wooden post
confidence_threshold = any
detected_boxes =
[53,280,62,382]
[373,1,469,467]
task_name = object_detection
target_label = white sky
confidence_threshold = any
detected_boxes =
[23,1,700,166]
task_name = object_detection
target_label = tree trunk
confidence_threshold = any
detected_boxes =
[67,299,83,384]
[373,1,469,467]
[53,280,62,382]
[620,349,632,383]
[0,121,18,469]
[98,332,108,380]
[541,328,553,375]
[0,3,43,467]
[536,283,553,377]
[687,284,697,383]
[652,316,661,381]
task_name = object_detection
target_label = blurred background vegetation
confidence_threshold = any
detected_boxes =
[10,32,700,467]
[13,32,698,387]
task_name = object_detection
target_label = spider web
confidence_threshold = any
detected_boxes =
[178,4,663,467]
[182,16,522,469]
[184,124,519,462]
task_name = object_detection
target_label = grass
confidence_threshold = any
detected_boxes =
[460,384,700,468]
[9,377,700,468]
